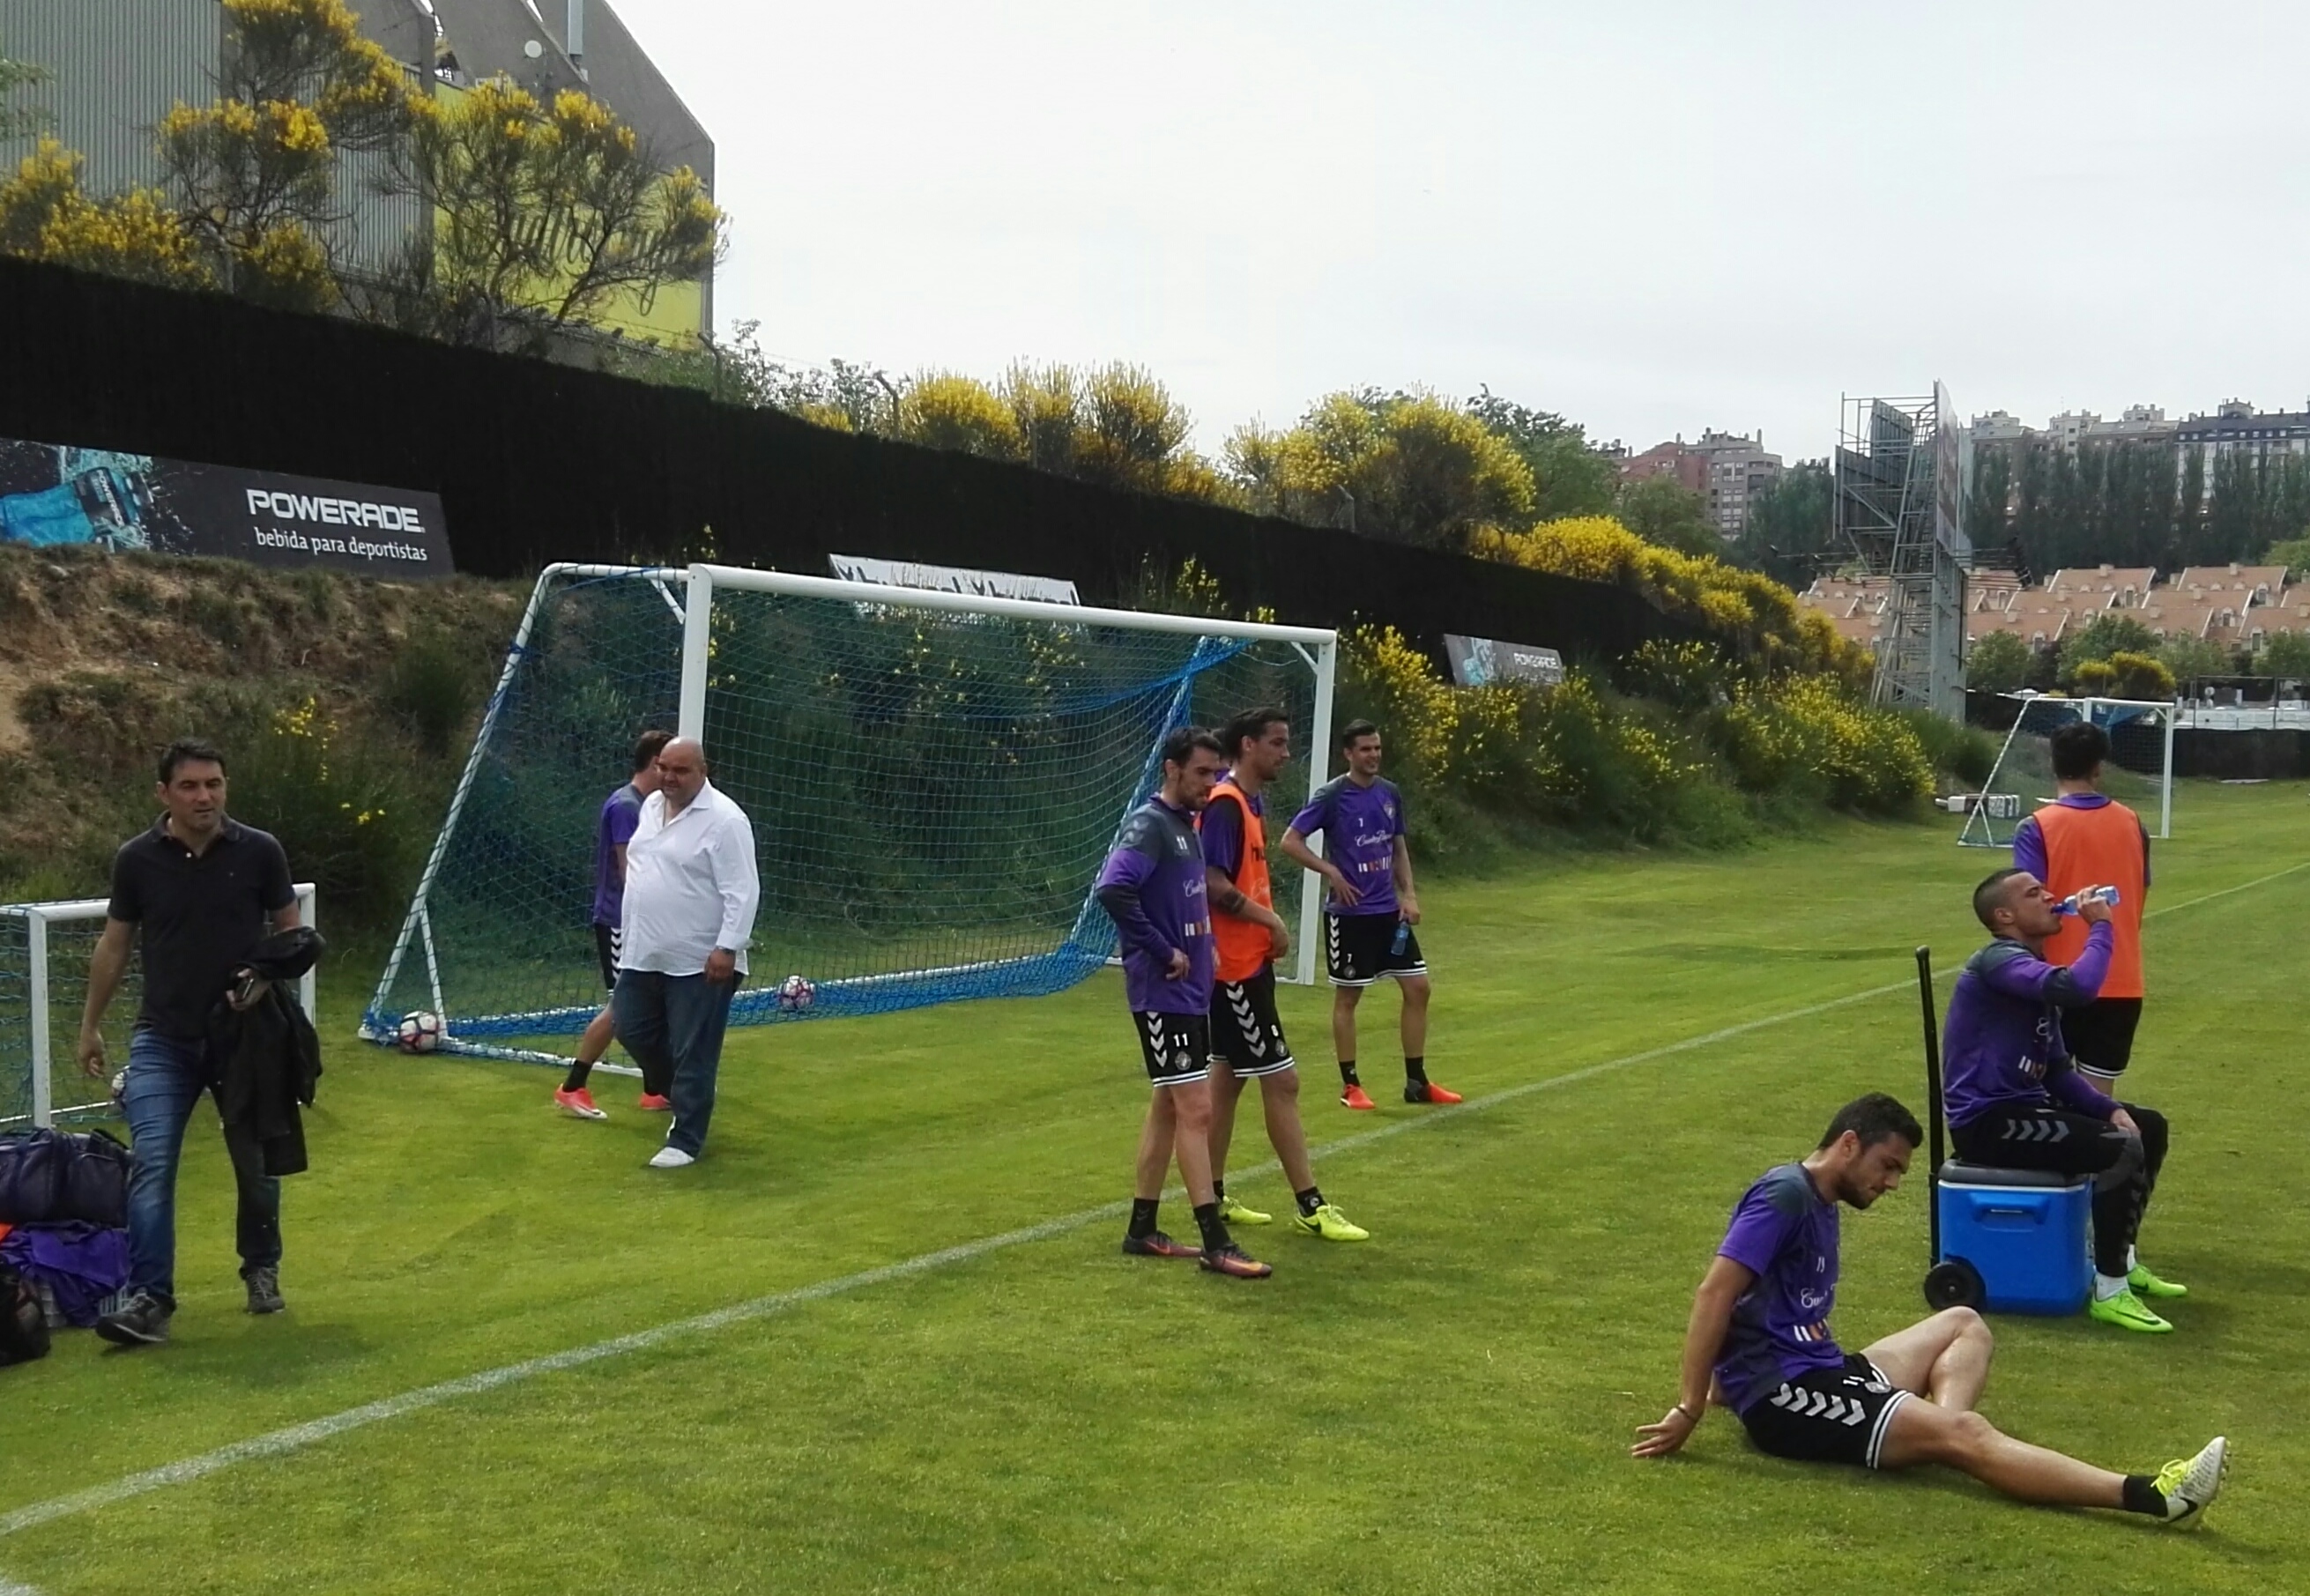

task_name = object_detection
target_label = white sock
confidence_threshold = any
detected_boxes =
[2094,1272,2129,1301]
[2126,1244,2139,1273]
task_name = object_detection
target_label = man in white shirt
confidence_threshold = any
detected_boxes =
[614,738,760,1169]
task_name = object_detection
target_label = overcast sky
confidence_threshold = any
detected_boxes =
[610,0,2308,464]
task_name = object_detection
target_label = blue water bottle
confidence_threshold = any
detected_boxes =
[1390,919,1410,957]
[2053,886,2121,916]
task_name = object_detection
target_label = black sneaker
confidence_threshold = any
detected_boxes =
[1121,1230,1200,1259]
[244,1266,285,1315]
[95,1289,174,1347]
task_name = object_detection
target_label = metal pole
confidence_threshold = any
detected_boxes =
[679,565,714,741]
[296,885,317,1022]
[27,911,51,1129]
[2161,701,2176,840]
[1916,946,1943,1266]
[1294,637,1339,988]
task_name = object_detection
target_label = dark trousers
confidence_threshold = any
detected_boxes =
[1950,1102,2168,1277]
[122,1029,281,1307]
[613,969,737,1157]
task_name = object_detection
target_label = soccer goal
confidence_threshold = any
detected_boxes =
[1956,694,2175,849]
[0,884,317,1129]
[362,562,1338,1063]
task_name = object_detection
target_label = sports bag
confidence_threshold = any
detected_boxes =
[0,1260,52,1368]
[0,1128,131,1227]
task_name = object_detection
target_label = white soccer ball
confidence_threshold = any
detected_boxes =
[397,1010,444,1053]
[776,974,815,1013]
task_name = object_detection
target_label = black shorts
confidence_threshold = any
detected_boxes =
[1132,1011,1211,1088]
[2060,998,2143,1080]
[1739,1355,1911,1470]
[1208,969,1296,1078]
[1324,913,1427,987]
[593,923,621,991]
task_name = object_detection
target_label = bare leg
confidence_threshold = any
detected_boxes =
[1877,1403,2127,1509]
[1134,1089,1179,1202]
[573,1005,616,1069]
[1207,1062,1247,1186]
[1397,974,1431,1060]
[1258,1068,1317,1193]
[1863,1307,1994,1412]
[1332,985,1363,1069]
[1168,1079,1217,1207]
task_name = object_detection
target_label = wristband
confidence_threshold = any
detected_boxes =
[1672,1402,1700,1422]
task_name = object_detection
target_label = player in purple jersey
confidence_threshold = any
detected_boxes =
[1636,1095,2227,1526]
[1280,719,1460,1110]
[1092,727,1271,1280]
[555,729,671,1121]
[1942,868,2183,1333]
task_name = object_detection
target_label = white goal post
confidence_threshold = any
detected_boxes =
[1957,694,2175,849]
[0,883,317,1129]
[364,561,1337,1059]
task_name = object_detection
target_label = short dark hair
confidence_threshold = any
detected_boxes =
[1972,866,2025,931]
[1817,1093,1924,1153]
[1161,725,1226,768]
[1221,706,1289,761]
[632,728,674,773]
[2049,720,2110,782]
[1338,718,1380,751]
[157,739,227,785]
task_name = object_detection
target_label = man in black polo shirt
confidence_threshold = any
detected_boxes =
[77,739,300,1347]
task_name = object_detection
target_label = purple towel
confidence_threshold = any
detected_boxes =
[0,1223,129,1328]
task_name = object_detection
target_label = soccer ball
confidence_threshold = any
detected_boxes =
[109,1068,127,1115]
[776,974,815,1013]
[397,1011,444,1053]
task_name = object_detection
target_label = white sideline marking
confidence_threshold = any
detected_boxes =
[4,855,2299,1540]
[0,1577,43,1594]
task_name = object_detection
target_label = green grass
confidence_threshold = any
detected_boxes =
[4,783,2306,1593]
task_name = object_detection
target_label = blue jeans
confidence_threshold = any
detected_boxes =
[613,970,737,1157]
[122,1029,281,1307]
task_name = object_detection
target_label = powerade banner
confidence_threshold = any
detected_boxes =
[1444,634,1563,688]
[0,434,453,580]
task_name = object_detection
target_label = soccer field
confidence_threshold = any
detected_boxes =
[3,786,2305,1594]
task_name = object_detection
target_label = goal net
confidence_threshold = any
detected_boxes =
[1957,694,2174,849]
[2,886,316,1128]
[362,564,1336,1062]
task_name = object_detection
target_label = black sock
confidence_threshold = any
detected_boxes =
[1339,1060,1361,1088]
[1212,1178,1226,1203]
[2121,1474,2168,1518]
[1295,1186,1324,1216]
[1192,1201,1230,1252]
[561,1060,593,1092]
[1128,1198,1160,1239]
[1405,1055,1427,1084]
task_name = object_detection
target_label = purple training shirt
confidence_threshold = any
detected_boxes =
[1093,798,1214,1015]
[1939,923,2120,1128]
[591,782,642,928]
[1712,1163,1850,1414]
[1289,776,1406,918]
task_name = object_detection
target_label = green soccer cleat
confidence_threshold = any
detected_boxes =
[2088,1287,2173,1334]
[2150,1436,2228,1528]
[1291,1202,1370,1243]
[1218,1193,1273,1227]
[2128,1261,2188,1299]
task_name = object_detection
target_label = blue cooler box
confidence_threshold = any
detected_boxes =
[1935,1162,2092,1315]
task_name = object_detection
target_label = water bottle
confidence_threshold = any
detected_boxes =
[2053,886,2121,916]
[1390,919,1410,956]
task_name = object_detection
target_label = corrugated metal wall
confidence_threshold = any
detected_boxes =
[0,0,427,275]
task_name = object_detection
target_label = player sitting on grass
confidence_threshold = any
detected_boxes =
[1199,707,1367,1243]
[1093,727,1271,1280]
[1943,868,2183,1332]
[1634,1093,2226,1526]
[1279,719,1459,1110]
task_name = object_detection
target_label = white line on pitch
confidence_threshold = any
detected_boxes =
[0,1577,43,1593]
[4,855,2298,1541]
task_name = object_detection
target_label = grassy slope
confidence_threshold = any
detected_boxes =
[1,783,2304,1593]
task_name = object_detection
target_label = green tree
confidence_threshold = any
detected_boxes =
[983,362,1226,500]
[1614,474,1719,558]
[2,45,48,139]
[1465,390,1618,521]
[2256,631,2310,678]
[2056,611,2160,687]
[1732,459,1835,585]
[2260,534,2310,581]
[2156,634,2231,686]
[1964,630,2031,693]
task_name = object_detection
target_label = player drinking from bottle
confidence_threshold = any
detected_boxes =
[1279,720,1458,1110]
[1635,1093,2227,1526]
[1094,727,1271,1279]
[1200,708,1368,1243]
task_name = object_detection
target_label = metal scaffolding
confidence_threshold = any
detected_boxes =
[1835,385,1968,719]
